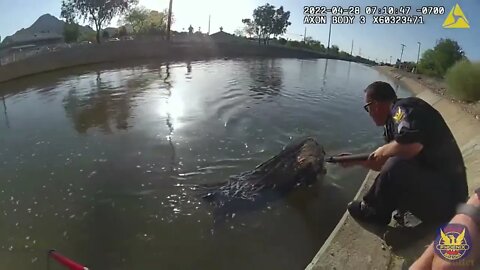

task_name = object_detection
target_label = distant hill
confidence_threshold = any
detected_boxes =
[1,14,94,47]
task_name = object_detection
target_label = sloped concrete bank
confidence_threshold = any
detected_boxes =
[306,66,480,270]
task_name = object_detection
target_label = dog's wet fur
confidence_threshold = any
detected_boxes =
[199,137,326,219]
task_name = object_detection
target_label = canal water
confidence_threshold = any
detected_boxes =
[0,59,411,269]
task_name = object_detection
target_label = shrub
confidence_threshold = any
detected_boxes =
[445,60,480,102]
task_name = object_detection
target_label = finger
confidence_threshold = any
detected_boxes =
[368,152,375,160]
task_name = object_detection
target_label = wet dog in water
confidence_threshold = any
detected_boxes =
[200,137,326,216]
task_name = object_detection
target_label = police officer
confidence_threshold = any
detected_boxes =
[340,81,468,226]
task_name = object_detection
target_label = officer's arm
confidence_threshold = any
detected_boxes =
[384,140,424,159]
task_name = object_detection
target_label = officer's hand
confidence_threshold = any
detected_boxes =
[369,145,390,161]
[366,146,389,171]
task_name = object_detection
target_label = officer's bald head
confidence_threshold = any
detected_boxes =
[364,81,397,103]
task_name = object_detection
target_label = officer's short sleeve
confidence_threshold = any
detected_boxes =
[392,106,423,144]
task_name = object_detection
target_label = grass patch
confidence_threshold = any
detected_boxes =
[445,60,480,102]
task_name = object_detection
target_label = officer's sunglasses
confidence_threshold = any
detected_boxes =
[363,101,373,112]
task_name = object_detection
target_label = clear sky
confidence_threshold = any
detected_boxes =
[0,0,478,62]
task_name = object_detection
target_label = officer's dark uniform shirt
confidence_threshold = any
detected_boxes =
[383,97,468,201]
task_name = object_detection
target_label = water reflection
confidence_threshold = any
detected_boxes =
[163,64,177,173]
[2,95,9,128]
[347,61,352,81]
[247,59,282,99]
[62,68,159,134]
[322,59,329,89]
[187,62,192,76]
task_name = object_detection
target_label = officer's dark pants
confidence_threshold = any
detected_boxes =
[363,157,461,224]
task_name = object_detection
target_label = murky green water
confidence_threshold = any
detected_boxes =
[0,58,411,269]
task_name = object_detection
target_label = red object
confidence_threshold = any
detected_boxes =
[48,250,88,270]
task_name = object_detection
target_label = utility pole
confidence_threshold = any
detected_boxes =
[327,16,332,49]
[416,42,421,65]
[358,48,361,57]
[166,0,173,41]
[208,15,211,35]
[415,42,421,73]
[350,40,354,55]
[303,27,306,42]
[399,44,406,63]
[390,56,392,65]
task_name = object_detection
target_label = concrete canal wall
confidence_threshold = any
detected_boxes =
[0,40,329,83]
[306,66,480,270]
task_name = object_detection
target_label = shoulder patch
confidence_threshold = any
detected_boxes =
[398,120,410,133]
[393,107,406,123]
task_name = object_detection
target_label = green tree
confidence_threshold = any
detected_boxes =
[124,7,148,33]
[433,38,465,75]
[253,3,275,44]
[328,45,339,55]
[124,7,170,35]
[146,9,169,35]
[417,49,437,75]
[234,29,243,37]
[251,3,291,45]
[418,38,465,77]
[78,31,96,42]
[118,26,127,37]
[61,0,137,44]
[102,30,110,39]
[309,40,325,52]
[63,23,80,43]
[272,6,291,39]
[241,18,258,39]
[339,51,351,59]
[61,0,80,43]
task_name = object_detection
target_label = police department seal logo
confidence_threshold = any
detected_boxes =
[434,223,472,261]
